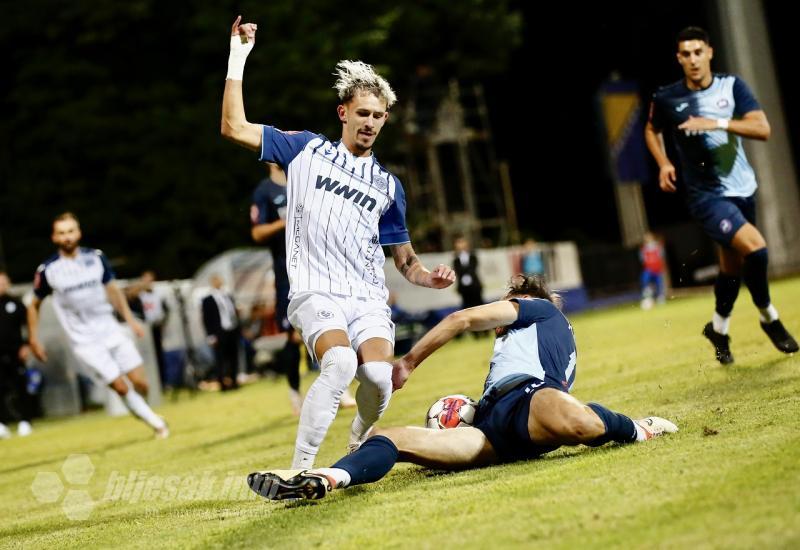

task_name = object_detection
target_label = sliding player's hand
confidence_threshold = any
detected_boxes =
[391,358,414,391]
[427,264,455,289]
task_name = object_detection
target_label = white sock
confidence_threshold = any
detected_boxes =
[122,391,166,430]
[759,304,779,324]
[634,422,648,442]
[712,312,730,335]
[350,361,393,445]
[292,346,358,469]
[311,467,351,489]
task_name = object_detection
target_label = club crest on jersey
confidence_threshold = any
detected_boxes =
[374,175,388,190]
[317,310,334,320]
[720,219,732,233]
[717,98,729,108]
[5,301,16,314]
[315,176,378,212]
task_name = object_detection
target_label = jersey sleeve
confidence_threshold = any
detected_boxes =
[732,76,761,116]
[33,265,52,299]
[258,126,316,169]
[507,298,557,329]
[378,176,410,245]
[97,250,115,284]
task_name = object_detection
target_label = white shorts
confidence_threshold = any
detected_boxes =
[73,331,143,385]
[288,291,394,360]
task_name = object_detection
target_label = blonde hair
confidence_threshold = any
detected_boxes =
[333,60,397,108]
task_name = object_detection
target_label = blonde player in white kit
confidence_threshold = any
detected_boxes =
[27,213,169,438]
[222,16,456,469]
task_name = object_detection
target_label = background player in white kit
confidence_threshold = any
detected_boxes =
[221,16,455,469]
[27,213,169,438]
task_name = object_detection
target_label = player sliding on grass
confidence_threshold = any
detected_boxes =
[221,16,455,470]
[248,274,678,501]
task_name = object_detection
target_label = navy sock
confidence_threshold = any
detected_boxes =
[743,248,770,308]
[714,272,741,317]
[331,435,399,486]
[586,403,637,446]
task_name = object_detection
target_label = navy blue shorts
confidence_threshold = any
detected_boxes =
[688,194,756,247]
[473,377,562,462]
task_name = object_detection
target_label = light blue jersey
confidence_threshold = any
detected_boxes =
[483,298,576,398]
[650,74,761,200]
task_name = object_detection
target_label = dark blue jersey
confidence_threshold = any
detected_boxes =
[483,298,577,397]
[649,74,760,200]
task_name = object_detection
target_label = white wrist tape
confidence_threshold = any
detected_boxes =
[226,35,254,80]
[716,118,730,130]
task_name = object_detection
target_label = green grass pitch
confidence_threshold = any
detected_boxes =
[2,279,799,548]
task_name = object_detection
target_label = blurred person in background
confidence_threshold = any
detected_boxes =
[201,274,240,391]
[27,213,169,438]
[0,271,35,438]
[251,163,317,414]
[639,232,666,309]
[521,238,545,277]
[127,270,170,386]
[453,237,483,310]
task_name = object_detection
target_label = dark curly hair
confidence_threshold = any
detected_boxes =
[505,273,562,309]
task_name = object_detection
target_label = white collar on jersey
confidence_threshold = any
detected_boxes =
[335,140,374,162]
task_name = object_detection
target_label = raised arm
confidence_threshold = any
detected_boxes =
[221,16,263,151]
[390,242,455,289]
[392,300,520,390]
[644,119,677,193]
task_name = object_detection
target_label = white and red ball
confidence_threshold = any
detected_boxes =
[425,394,478,429]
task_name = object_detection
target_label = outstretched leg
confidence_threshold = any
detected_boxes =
[248,426,497,500]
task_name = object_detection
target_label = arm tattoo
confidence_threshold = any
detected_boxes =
[401,254,420,276]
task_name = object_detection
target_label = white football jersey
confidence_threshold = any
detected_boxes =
[259,126,410,300]
[33,248,122,345]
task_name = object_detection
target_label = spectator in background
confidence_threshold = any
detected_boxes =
[202,274,240,391]
[0,271,35,439]
[127,270,169,387]
[640,232,667,309]
[453,236,490,337]
[521,238,545,276]
[453,237,483,311]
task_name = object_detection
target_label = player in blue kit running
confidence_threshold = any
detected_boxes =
[645,27,797,364]
[247,275,678,501]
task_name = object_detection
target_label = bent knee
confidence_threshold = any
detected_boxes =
[548,412,605,442]
[109,380,128,395]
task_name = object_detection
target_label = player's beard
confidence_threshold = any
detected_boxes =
[58,241,79,255]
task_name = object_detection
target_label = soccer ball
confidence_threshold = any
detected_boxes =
[425,394,478,429]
